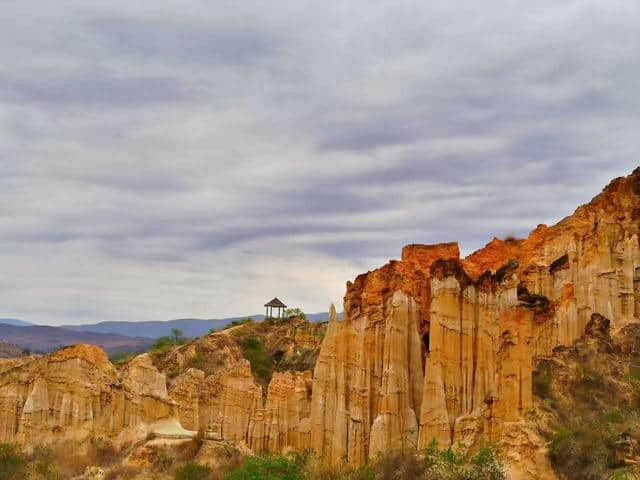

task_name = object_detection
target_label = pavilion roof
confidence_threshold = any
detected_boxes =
[264,297,287,308]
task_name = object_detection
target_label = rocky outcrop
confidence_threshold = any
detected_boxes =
[249,370,313,453]
[0,345,174,444]
[310,168,640,467]
[151,332,244,379]
[227,316,326,377]
[169,361,263,443]
[311,294,424,466]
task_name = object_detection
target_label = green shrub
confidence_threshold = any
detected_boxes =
[109,351,137,365]
[32,445,64,480]
[241,337,274,385]
[0,443,28,480]
[285,308,307,321]
[533,361,553,399]
[223,446,505,480]
[225,453,304,480]
[420,440,506,480]
[186,351,206,371]
[610,467,640,480]
[175,462,212,480]
[151,335,187,354]
[548,420,622,480]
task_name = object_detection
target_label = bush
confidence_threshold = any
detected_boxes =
[151,335,187,354]
[32,445,64,480]
[421,440,506,480]
[0,443,28,480]
[548,415,628,480]
[110,351,137,365]
[186,351,206,371]
[285,308,306,321]
[223,447,505,480]
[225,453,304,480]
[532,360,553,399]
[175,462,212,480]
[241,337,274,385]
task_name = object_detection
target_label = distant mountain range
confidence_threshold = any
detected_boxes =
[0,324,153,355]
[61,312,339,338]
[0,311,341,354]
[60,316,264,339]
[0,318,35,327]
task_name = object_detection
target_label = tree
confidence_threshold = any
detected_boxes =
[285,308,306,320]
[171,328,183,345]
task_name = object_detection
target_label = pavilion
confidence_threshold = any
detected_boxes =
[264,297,287,319]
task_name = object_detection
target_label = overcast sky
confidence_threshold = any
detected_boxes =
[1,1,638,325]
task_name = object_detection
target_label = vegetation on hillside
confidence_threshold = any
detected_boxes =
[150,327,188,354]
[228,315,326,388]
[216,318,254,332]
[531,316,640,480]
[0,438,122,479]
[0,437,505,480]
[225,443,505,480]
[0,443,28,480]
[240,336,274,386]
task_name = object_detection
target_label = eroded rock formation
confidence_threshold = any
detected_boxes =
[0,345,174,444]
[310,167,640,469]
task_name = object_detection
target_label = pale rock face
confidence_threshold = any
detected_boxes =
[311,293,424,465]
[0,345,175,445]
[168,360,313,452]
[121,354,169,399]
[169,360,262,443]
[249,370,312,453]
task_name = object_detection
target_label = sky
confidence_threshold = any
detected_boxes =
[1,1,638,325]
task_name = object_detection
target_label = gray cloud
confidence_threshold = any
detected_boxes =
[0,0,638,325]
[89,16,280,66]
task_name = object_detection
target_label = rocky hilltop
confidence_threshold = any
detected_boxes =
[1,168,640,478]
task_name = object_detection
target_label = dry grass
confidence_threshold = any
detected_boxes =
[104,465,144,480]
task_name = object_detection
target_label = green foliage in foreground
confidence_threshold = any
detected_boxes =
[224,443,505,480]
[175,461,212,480]
[0,443,28,480]
[225,453,305,480]
[416,440,505,480]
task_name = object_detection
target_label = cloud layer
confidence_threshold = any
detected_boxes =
[1,1,638,324]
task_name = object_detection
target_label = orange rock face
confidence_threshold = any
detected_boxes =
[310,168,640,470]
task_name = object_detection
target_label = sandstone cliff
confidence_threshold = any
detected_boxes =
[0,345,173,445]
[310,168,640,472]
